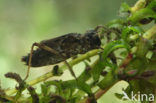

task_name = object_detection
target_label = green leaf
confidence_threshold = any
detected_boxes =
[129,8,156,23]
[124,57,148,76]
[136,37,152,57]
[41,84,50,96]
[77,81,93,96]
[147,1,156,9]
[102,40,130,60]
[97,70,117,89]
[121,26,143,42]
[131,79,154,95]
[44,81,62,95]
[120,2,130,12]
[62,80,77,89]
[91,59,106,83]
[119,2,130,18]
[78,66,91,82]
[144,53,156,86]
[107,19,124,29]
[62,80,92,96]
[129,80,154,103]
[91,40,130,82]
[116,80,155,103]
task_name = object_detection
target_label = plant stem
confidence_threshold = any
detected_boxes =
[5,0,156,100]
[78,25,156,101]
[143,24,156,40]
[5,49,101,95]
[79,81,119,103]
[6,23,156,96]
[130,0,146,13]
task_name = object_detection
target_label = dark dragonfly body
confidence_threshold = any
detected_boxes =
[22,29,101,67]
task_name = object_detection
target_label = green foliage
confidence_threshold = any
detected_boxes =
[97,69,117,89]
[1,0,156,103]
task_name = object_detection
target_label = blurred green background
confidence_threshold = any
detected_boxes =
[0,0,139,103]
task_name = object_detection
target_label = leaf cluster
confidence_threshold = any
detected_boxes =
[1,0,156,103]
